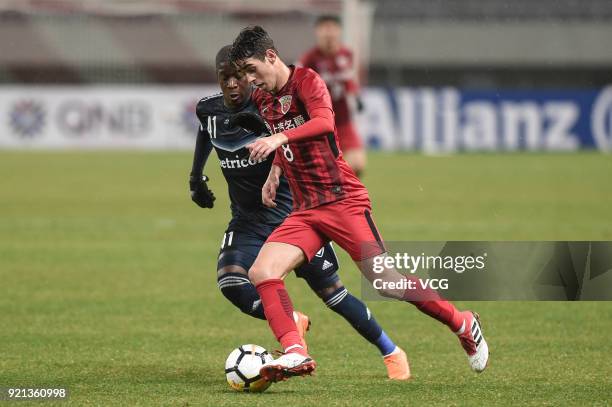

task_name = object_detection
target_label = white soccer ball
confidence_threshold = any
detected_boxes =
[225,344,273,392]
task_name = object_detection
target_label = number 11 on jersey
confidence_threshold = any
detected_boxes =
[221,231,234,249]
[208,116,217,138]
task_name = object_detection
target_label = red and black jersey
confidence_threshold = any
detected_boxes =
[299,46,358,126]
[252,66,368,212]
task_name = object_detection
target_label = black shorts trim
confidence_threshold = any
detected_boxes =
[364,209,386,253]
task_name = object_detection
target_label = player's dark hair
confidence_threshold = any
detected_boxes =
[316,14,341,26]
[215,45,233,70]
[230,25,277,63]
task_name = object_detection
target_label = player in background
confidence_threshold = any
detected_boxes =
[230,26,489,382]
[189,45,410,380]
[298,15,366,177]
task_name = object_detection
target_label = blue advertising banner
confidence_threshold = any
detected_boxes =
[357,86,612,152]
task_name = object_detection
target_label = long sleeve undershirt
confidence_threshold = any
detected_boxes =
[190,125,214,175]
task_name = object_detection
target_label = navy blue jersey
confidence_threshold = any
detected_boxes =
[193,93,293,225]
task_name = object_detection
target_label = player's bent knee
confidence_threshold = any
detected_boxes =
[377,287,402,299]
[217,265,249,279]
[217,268,266,320]
[249,243,305,285]
[248,263,273,285]
[357,256,406,300]
[248,264,290,285]
[372,280,405,299]
[315,281,344,300]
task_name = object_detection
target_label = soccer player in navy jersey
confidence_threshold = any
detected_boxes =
[230,26,489,382]
[190,45,410,380]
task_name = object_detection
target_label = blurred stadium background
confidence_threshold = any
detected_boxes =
[1,0,612,86]
[1,1,611,405]
[1,0,611,150]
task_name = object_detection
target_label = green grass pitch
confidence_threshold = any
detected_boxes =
[0,151,611,406]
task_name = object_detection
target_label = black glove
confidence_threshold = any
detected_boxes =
[228,112,270,136]
[189,174,215,208]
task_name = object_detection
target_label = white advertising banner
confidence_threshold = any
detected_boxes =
[0,86,216,150]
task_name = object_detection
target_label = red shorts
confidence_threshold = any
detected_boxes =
[266,194,386,262]
[337,121,363,152]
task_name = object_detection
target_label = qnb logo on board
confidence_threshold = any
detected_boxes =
[56,100,151,137]
[9,100,46,138]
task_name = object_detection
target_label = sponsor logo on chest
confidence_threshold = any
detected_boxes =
[219,154,267,170]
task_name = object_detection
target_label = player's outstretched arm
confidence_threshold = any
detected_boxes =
[189,124,216,209]
[262,164,283,208]
[282,107,334,142]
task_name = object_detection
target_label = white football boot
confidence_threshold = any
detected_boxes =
[259,347,316,382]
[456,311,489,373]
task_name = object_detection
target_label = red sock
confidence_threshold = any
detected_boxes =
[255,279,308,356]
[401,276,464,332]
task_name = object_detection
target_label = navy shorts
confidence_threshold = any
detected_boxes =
[217,219,340,291]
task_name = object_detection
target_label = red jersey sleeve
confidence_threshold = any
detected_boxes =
[283,70,335,142]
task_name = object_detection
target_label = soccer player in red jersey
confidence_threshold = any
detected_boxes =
[298,15,366,177]
[230,26,489,382]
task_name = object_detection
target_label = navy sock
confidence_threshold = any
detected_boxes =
[324,287,397,356]
[217,272,265,320]
[375,331,397,356]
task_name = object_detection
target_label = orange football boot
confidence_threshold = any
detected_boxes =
[383,347,411,380]
[293,311,311,352]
